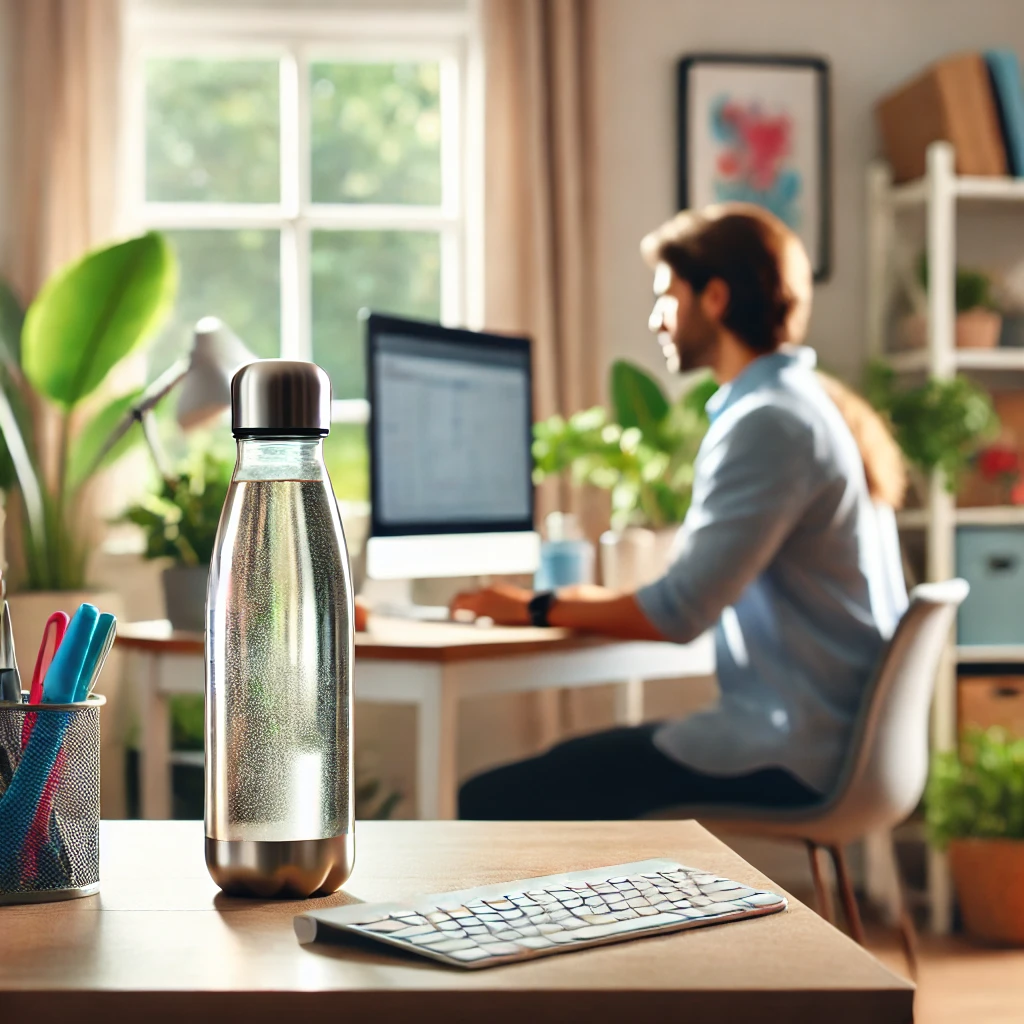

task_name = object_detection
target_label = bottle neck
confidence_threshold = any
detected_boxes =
[233,437,327,482]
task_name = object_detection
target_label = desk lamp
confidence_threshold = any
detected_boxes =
[87,317,255,480]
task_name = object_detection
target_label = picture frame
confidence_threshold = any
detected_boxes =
[677,54,832,281]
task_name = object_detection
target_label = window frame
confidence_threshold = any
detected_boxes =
[122,3,484,426]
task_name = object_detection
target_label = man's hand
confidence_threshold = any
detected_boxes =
[449,583,533,625]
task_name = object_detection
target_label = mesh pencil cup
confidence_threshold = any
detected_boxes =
[0,694,104,904]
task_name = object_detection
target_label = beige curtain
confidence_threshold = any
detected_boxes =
[481,0,600,524]
[8,0,122,302]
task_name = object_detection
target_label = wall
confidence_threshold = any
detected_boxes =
[0,0,12,273]
[594,0,1024,389]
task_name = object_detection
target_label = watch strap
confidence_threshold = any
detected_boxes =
[528,591,557,628]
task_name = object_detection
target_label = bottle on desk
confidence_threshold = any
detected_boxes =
[534,512,595,591]
[205,360,355,898]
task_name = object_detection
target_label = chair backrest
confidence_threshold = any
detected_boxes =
[820,578,969,840]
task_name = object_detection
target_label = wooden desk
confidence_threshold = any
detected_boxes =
[0,820,913,1023]
[117,619,714,819]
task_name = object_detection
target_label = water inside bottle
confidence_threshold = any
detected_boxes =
[206,477,352,843]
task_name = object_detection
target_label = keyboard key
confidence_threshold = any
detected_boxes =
[434,938,477,953]
[709,887,757,902]
[394,925,438,939]
[437,920,465,932]
[518,936,555,950]
[570,912,685,941]
[626,898,650,909]
[426,911,450,923]
[581,914,617,925]
[480,942,522,956]
[612,909,639,921]
[745,893,785,907]
[408,931,457,946]
[493,929,522,941]
[449,947,492,962]
[485,900,516,910]
[635,906,659,916]
[537,923,563,934]
[361,920,411,933]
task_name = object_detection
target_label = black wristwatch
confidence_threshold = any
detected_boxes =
[528,590,558,627]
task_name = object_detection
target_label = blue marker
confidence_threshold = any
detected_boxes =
[74,613,116,703]
[42,603,99,704]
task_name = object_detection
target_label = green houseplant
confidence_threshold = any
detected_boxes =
[122,450,233,632]
[926,728,1024,944]
[0,233,177,591]
[866,361,998,496]
[533,360,716,588]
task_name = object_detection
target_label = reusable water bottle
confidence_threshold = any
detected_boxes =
[205,360,354,898]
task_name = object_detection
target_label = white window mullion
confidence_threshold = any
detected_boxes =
[280,47,302,358]
[440,224,462,327]
[296,47,314,361]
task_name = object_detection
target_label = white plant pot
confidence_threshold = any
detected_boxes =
[599,526,680,592]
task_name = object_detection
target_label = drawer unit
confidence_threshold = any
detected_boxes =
[956,527,1024,645]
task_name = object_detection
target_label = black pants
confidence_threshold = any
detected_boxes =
[458,723,821,820]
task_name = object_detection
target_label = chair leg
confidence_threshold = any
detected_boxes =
[829,844,866,946]
[893,861,919,980]
[805,841,834,924]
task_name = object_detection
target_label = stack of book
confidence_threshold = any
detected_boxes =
[877,50,1024,182]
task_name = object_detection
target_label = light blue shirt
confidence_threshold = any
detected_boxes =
[636,348,907,794]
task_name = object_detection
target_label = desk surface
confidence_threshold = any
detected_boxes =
[0,820,912,1023]
[117,617,677,663]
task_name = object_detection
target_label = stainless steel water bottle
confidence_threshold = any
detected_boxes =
[205,360,354,898]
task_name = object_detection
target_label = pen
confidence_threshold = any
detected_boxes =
[42,603,99,704]
[75,613,116,702]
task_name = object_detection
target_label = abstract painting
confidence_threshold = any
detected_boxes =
[678,55,831,280]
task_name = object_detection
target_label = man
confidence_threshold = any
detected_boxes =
[453,203,908,820]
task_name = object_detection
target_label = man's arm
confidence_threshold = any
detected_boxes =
[449,583,667,640]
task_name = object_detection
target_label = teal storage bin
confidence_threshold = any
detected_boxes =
[956,527,1024,645]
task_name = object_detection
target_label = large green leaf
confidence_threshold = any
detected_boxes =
[22,233,177,410]
[68,388,146,490]
[610,360,670,445]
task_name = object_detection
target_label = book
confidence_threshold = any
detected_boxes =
[985,50,1024,177]
[876,52,1008,182]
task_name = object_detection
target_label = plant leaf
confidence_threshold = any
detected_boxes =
[610,360,669,443]
[22,232,177,409]
[68,389,146,490]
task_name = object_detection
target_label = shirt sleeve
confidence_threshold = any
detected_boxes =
[635,403,816,643]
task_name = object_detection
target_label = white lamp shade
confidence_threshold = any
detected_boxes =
[176,317,256,429]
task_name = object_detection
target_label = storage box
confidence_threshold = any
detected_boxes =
[876,53,1007,182]
[958,675,1024,738]
[956,526,1024,645]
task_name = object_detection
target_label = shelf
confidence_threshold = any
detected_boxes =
[898,506,1024,529]
[888,174,1024,208]
[882,348,1024,374]
[957,645,1024,664]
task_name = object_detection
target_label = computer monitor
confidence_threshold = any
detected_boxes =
[364,313,540,581]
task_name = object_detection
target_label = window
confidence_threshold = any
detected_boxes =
[123,5,482,500]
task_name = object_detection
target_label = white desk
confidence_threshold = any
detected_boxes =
[117,619,715,820]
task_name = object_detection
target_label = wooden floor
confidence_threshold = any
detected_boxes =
[859,922,1024,1023]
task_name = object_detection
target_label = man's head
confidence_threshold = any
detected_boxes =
[641,203,812,375]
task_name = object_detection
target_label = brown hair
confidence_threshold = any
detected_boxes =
[641,203,812,352]
[816,372,907,510]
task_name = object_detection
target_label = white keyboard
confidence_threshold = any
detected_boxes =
[295,858,786,969]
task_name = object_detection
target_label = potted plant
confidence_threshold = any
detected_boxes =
[927,727,1024,944]
[0,233,177,656]
[866,361,999,501]
[122,450,233,633]
[901,255,1003,350]
[532,361,716,590]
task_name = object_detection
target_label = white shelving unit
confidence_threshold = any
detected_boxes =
[867,140,1024,933]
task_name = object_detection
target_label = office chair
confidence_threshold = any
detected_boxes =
[654,579,969,973]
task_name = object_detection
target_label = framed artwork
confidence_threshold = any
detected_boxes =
[677,54,831,280]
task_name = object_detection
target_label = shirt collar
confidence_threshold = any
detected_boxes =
[705,345,817,423]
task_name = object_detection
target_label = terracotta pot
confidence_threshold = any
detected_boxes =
[949,837,1024,944]
[899,310,1002,350]
[599,526,680,591]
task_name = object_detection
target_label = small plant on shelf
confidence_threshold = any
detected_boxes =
[926,727,1024,944]
[866,361,999,495]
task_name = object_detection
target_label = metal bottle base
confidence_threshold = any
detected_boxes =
[206,834,355,899]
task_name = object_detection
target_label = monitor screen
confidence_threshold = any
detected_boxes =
[367,314,534,537]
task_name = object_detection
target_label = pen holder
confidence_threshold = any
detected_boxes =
[0,694,104,904]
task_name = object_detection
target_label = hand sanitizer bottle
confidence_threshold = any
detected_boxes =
[205,360,354,898]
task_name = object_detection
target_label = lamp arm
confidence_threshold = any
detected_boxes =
[83,359,190,480]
